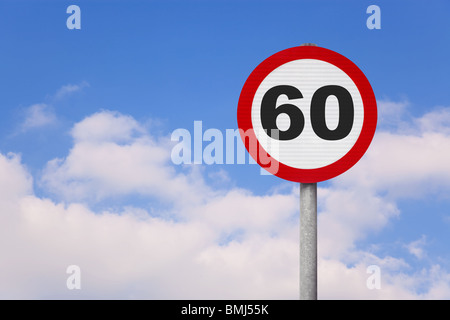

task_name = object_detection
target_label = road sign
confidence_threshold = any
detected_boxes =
[237,46,377,183]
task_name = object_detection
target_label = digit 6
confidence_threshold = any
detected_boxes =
[260,85,305,140]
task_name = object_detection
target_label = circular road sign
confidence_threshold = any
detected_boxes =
[237,46,377,183]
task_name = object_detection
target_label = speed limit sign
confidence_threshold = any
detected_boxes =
[237,46,377,183]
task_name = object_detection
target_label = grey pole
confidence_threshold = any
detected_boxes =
[299,43,318,300]
[300,182,317,300]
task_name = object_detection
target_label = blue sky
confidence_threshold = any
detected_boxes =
[1,0,450,299]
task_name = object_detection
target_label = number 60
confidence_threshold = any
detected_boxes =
[261,85,355,141]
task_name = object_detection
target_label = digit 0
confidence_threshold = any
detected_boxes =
[310,85,354,140]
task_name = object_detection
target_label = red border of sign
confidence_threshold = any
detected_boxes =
[237,46,377,183]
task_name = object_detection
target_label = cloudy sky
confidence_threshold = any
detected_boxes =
[1,0,450,299]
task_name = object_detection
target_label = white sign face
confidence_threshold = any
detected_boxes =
[251,59,364,169]
[237,46,377,183]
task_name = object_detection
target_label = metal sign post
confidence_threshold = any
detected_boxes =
[300,182,317,300]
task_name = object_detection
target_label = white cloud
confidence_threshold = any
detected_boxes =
[54,81,89,100]
[318,258,416,299]
[377,99,410,130]
[406,235,427,260]
[335,108,450,198]
[21,104,56,131]
[0,110,302,299]
[2,105,450,299]
[71,110,145,143]
[0,152,33,199]
[19,82,88,133]
[318,187,399,259]
[0,153,300,299]
[415,108,450,135]
[42,111,214,206]
[313,106,450,298]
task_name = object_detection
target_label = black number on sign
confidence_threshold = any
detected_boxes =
[310,85,354,140]
[260,85,354,141]
[260,85,305,140]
